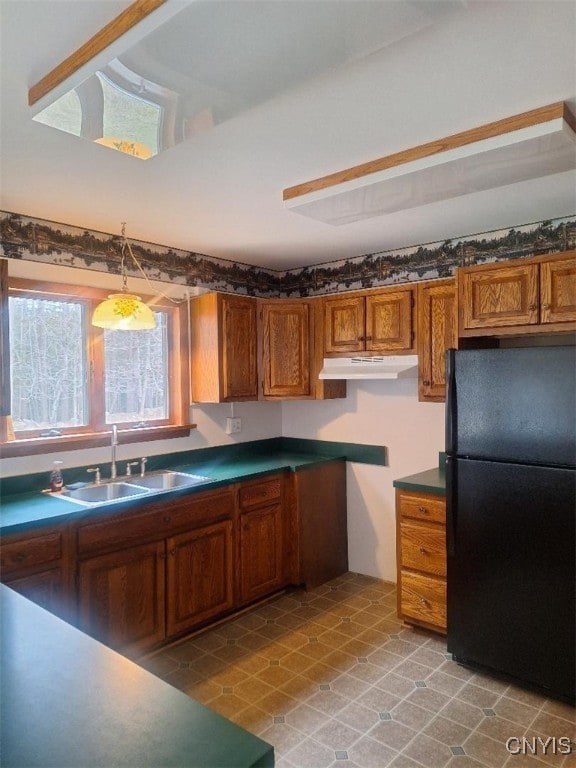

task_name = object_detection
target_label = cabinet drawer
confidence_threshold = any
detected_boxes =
[77,488,235,556]
[238,477,282,509]
[400,521,446,577]
[401,571,446,630]
[1,530,63,575]
[398,491,445,524]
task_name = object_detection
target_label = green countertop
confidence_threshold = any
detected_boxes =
[393,466,446,495]
[0,450,343,533]
[0,585,274,768]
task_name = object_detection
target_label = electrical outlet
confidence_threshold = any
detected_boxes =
[226,417,242,434]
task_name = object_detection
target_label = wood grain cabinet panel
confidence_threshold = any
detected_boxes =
[260,301,312,398]
[366,289,413,352]
[239,504,284,604]
[78,541,166,655]
[191,292,258,403]
[540,255,576,324]
[166,520,234,636]
[323,295,365,354]
[458,251,576,337]
[0,523,72,622]
[417,279,457,402]
[323,287,415,356]
[396,488,446,633]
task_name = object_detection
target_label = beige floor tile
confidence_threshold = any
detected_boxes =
[260,722,307,756]
[463,730,510,768]
[312,718,363,750]
[369,718,418,751]
[347,735,398,768]
[285,736,337,768]
[138,577,570,768]
[423,715,472,747]
[285,703,332,736]
[402,732,453,768]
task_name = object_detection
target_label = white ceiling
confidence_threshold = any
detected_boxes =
[1,0,575,271]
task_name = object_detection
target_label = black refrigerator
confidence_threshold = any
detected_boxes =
[445,345,576,704]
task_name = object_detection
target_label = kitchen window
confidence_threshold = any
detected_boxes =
[1,273,190,456]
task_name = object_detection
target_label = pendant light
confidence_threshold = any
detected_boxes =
[92,223,156,330]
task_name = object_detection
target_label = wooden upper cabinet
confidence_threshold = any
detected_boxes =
[458,251,576,337]
[417,279,457,402]
[260,301,312,398]
[190,292,258,403]
[324,295,365,354]
[366,289,413,352]
[460,262,539,330]
[540,254,576,324]
[324,287,415,356]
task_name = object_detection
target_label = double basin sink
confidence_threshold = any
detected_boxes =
[55,471,212,508]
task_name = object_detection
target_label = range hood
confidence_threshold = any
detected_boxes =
[319,355,419,380]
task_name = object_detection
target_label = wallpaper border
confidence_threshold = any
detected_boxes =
[1,210,574,298]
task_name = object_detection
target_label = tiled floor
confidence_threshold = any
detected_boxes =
[139,573,575,768]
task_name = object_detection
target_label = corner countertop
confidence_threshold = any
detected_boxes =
[0,450,344,534]
[393,466,446,495]
[0,585,273,768]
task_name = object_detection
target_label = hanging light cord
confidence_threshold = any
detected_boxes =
[120,222,185,305]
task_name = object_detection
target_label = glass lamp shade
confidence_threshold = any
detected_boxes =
[92,293,156,330]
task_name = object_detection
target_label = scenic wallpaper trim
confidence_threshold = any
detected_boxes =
[1,210,575,298]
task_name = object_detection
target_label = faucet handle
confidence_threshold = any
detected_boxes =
[87,467,101,484]
[125,461,139,477]
[140,457,148,477]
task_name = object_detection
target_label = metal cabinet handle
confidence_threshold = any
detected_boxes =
[418,506,428,514]
[528,303,538,311]
[422,381,430,387]
[419,546,427,555]
[419,597,430,607]
[541,303,550,310]
[169,548,176,557]
[163,516,171,523]
[15,553,27,562]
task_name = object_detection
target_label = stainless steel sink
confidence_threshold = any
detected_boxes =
[58,481,151,506]
[124,471,211,490]
[50,471,212,507]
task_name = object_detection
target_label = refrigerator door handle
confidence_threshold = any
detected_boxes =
[445,349,457,455]
[446,456,457,557]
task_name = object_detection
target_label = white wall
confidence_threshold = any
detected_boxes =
[281,380,445,582]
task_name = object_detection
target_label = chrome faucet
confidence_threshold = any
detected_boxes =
[110,424,118,480]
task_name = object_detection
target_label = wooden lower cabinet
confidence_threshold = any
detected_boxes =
[239,503,284,603]
[78,541,166,655]
[237,474,288,604]
[396,488,447,633]
[166,520,234,636]
[0,522,73,622]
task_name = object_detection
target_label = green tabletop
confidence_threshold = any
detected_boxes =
[0,585,273,768]
[393,466,446,495]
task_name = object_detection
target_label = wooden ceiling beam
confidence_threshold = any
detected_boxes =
[28,0,167,106]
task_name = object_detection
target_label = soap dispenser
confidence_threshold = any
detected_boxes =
[49,460,64,492]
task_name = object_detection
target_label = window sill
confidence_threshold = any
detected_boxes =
[0,424,197,458]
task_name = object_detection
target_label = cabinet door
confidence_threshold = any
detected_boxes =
[417,280,456,402]
[261,302,311,397]
[323,295,365,354]
[5,568,65,616]
[366,289,413,352]
[460,262,539,330]
[166,520,234,637]
[540,255,576,324]
[78,541,165,655]
[239,504,284,604]
[221,295,258,400]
